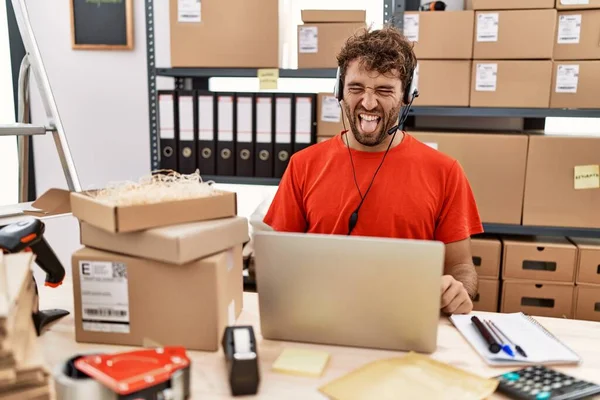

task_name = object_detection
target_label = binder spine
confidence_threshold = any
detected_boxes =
[216,93,235,176]
[177,90,197,174]
[197,91,216,175]
[158,90,178,172]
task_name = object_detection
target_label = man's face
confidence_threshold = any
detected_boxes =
[342,59,403,147]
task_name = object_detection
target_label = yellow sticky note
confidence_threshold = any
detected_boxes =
[272,348,330,377]
[574,165,600,190]
[258,68,278,90]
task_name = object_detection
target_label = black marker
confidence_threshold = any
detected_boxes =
[471,316,501,354]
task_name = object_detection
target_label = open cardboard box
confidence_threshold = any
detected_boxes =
[70,189,237,233]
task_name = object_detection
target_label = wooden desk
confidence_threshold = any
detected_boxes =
[38,279,600,399]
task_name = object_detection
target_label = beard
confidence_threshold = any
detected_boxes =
[343,101,403,147]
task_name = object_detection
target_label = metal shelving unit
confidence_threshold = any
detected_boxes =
[144,0,600,238]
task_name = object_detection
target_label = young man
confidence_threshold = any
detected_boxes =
[263,26,483,315]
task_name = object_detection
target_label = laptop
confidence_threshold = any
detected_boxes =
[253,231,445,353]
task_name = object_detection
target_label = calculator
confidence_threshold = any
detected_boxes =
[496,365,600,400]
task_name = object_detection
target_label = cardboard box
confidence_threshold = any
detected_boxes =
[571,238,600,285]
[169,0,278,68]
[414,60,472,106]
[317,93,345,137]
[404,11,474,59]
[473,10,557,59]
[473,279,499,312]
[471,0,555,9]
[298,10,365,69]
[470,61,552,108]
[522,135,600,229]
[411,132,528,224]
[574,284,600,322]
[70,189,237,233]
[550,61,600,108]
[556,0,600,10]
[502,237,577,283]
[298,23,365,68]
[554,11,600,60]
[502,280,574,318]
[471,238,502,278]
[80,216,249,265]
[72,245,243,351]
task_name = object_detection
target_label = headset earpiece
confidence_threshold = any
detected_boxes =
[334,67,343,102]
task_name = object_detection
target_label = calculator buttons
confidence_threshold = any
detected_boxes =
[563,379,573,385]
[536,391,551,400]
[503,372,520,381]
[530,389,540,395]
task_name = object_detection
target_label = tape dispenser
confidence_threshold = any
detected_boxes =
[222,325,260,396]
[54,346,191,400]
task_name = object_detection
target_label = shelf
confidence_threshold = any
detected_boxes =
[156,67,338,79]
[203,175,281,186]
[481,223,600,239]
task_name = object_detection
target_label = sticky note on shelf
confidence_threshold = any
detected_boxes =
[574,165,600,190]
[272,348,330,378]
[258,68,279,90]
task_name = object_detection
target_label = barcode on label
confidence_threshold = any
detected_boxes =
[112,263,127,278]
[84,308,127,317]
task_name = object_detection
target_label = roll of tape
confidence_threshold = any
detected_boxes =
[53,354,115,400]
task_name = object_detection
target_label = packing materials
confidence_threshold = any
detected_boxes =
[574,284,600,322]
[319,352,498,399]
[550,61,600,109]
[554,10,600,60]
[404,11,474,59]
[470,61,552,107]
[501,237,577,283]
[570,238,600,285]
[412,60,472,106]
[317,93,345,137]
[411,132,528,224]
[70,172,237,233]
[71,245,243,351]
[0,253,52,398]
[298,10,366,68]
[471,238,502,278]
[501,281,574,319]
[556,0,600,10]
[473,10,557,59]
[522,135,600,229]
[471,0,555,9]
[473,279,500,312]
[80,216,249,265]
[169,0,278,68]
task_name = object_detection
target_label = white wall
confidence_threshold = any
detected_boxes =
[0,0,18,207]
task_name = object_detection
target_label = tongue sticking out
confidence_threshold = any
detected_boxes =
[360,117,379,134]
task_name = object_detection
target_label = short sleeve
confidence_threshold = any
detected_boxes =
[262,157,307,232]
[434,161,484,244]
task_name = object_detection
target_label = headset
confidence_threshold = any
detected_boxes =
[334,63,420,235]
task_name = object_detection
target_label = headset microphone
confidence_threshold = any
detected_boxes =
[386,88,419,135]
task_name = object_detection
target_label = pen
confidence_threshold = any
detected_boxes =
[488,320,528,358]
[485,320,515,358]
[471,316,501,354]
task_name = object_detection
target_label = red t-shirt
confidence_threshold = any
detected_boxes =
[263,132,483,244]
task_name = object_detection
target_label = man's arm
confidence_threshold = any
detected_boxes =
[440,238,478,315]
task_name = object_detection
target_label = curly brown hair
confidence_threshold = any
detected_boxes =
[336,25,417,100]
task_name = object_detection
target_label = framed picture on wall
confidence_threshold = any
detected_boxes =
[70,0,134,50]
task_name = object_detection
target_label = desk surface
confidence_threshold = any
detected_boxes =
[38,280,600,399]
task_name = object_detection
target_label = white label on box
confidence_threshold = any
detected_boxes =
[477,13,499,42]
[558,15,582,44]
[178,0,201,23]
[555,64,580,93]
[424,142,438,150]
[79,260,130,334]
[228,300,236,326]
[475,63,498,91]
[404,14,420,42]
[561,0,589,4]
[299,27,318,53]
[321,96,341,123]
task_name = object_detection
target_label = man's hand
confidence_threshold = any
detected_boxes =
[440,275,473,315]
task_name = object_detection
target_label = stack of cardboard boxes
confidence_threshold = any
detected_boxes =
[470,237,502,312]
[68,187,249,352]
[571,238,600,322]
